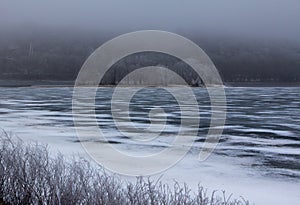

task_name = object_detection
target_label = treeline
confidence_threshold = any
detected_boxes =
[0,28,299,84]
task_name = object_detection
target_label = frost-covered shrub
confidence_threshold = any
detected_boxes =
[0,131,249,205]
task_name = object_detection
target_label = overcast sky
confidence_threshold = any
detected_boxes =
[1,0,300,40]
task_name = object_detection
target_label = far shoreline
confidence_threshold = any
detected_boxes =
[0,79,300,88]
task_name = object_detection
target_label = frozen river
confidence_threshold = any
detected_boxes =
[0,87,300,204]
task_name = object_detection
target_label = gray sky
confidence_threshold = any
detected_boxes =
[1,0,300,40]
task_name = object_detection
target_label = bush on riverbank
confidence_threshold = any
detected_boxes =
[0,132,249,205]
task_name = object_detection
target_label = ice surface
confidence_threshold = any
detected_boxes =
[0,87,300,204]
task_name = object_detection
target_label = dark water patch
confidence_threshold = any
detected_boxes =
[229,141,261,147]
[72,139,122,144]
[95,140,122,144]
[271,143,300,148]
[236,154,257,158]
[195,137,228,143]
[262,158,300,171]
[227,131,296,140]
